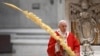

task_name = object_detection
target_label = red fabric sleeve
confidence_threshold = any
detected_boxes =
[73,34,80,56]
[47,36,56,56]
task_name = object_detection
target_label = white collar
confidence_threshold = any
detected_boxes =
[56,29,69,38]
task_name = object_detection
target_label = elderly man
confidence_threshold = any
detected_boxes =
[47,20,80,56]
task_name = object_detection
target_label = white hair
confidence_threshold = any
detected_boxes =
[58,20,67,26]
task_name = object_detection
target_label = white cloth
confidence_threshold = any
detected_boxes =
[55,29,69,53]
[56,29,69,43]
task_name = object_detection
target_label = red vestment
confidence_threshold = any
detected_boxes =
[47,31,80,56]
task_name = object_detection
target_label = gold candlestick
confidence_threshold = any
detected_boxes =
[4,2,75,56]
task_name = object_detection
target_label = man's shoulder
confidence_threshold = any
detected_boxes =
[69,32,74,35]
[68,32,76,37]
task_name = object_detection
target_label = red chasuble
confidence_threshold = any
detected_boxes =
[47,31,80,56]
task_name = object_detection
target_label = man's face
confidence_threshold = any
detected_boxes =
[59,23,67,32]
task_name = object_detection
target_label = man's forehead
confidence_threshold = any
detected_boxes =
[59,20,67,24]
